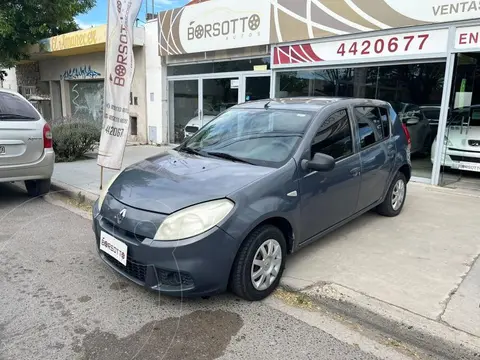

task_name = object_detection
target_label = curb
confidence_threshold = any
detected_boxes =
[50,179,98,205]
[283,283,480,360]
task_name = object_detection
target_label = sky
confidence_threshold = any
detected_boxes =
[75,0,190,29]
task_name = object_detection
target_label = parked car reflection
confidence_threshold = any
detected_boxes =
[391,102,431,156]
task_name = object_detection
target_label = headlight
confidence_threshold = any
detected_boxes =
[444,136,452,146]
[97,171,122,210]
[154,199,234,241]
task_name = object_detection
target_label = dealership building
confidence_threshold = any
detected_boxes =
[19,25,146,143]
[146,0,480,189]
[15,0,480,189]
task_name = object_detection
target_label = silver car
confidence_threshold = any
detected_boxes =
[0,89,54,196]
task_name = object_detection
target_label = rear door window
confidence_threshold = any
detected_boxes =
[353,106,384,149]
[0,92,40,121]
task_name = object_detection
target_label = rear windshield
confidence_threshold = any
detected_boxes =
[422,109,440,119]
[0,92,40,121]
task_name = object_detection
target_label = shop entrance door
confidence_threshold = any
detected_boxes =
[241,75,271,103]
[440,53,480,190]
[201,77,240,128]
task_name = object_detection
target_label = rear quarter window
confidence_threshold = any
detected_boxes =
[0,92,40,121]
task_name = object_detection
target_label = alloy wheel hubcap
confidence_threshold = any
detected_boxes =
[391,179,406,211]
[251,239,282,291]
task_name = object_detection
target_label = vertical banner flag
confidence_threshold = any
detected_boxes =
[97,0,142,170]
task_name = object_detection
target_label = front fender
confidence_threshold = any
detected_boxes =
[219,194,300,253]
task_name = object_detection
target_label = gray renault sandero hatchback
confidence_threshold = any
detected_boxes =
[92,97,411,301]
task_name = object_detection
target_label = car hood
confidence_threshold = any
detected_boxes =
[446,125,480,149]
[108,150,275,214]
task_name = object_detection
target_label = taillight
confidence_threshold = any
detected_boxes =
[402,123,411,148]
[43,123,53,148]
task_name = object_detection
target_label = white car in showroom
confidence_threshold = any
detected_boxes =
[183,114,216,139]
[431,106,480,172]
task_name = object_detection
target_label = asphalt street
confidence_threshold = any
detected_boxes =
[0,182,387,360]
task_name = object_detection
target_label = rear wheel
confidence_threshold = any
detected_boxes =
[230,225,286,301]
[376,172,407,217]
[25,179,51,197]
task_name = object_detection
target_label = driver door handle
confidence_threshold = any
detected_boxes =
[350,167,361,177]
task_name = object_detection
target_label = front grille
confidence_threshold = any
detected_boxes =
[103,253,147,282]
[468,140,480,147]
[185,126,199,133]
[101,218,146,243]
[102,251,194,288]
[450,155,480,164]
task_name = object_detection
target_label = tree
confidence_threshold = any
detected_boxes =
[0,0,96,68]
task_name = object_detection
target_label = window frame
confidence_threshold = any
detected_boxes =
[378,106,392,140]
[352,105,389,151]
[309,108,356,162]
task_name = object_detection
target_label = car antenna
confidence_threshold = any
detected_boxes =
[264,100,271,110]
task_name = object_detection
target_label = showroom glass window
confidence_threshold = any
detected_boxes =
[276,62,446,179]
[311,109,353,160]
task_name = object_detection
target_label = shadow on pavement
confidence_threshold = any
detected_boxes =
[0,182,31,206]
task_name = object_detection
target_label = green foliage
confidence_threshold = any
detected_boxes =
[0,0,95,68]
[52,121,100,162]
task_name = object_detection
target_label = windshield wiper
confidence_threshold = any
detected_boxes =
[179,146,205,156]
[207,151,255,165]
[0,114,37,120]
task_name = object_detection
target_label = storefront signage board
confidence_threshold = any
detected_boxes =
[454,25,480,51]
[159,0,270,55]
[160,0,480,56]
[272,29,449,68]
[49,26,107,52]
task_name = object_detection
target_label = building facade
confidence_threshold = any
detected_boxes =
[152,0,480,189]
[21,25,147,143]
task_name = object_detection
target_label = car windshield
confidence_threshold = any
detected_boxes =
[0,92,40,121]
[448,107,480,127]
[180,108,314,168]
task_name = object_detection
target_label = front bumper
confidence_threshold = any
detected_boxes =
[92,199,239,297]
[432,147,480,171]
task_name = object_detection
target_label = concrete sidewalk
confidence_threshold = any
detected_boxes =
[281,183,480,358]
[51,145,171,200]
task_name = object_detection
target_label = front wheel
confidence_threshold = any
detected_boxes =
[376,172,407,217]
[230,225,287,301]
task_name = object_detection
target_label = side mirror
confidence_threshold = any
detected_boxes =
[406,117,420,126]
[302,153,335,172]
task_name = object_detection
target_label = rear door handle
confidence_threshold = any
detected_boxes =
[350,167,361,177]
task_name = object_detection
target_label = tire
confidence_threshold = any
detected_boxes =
[25,179,51,197]
[230,225,287,301]
[376,172,407,217]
